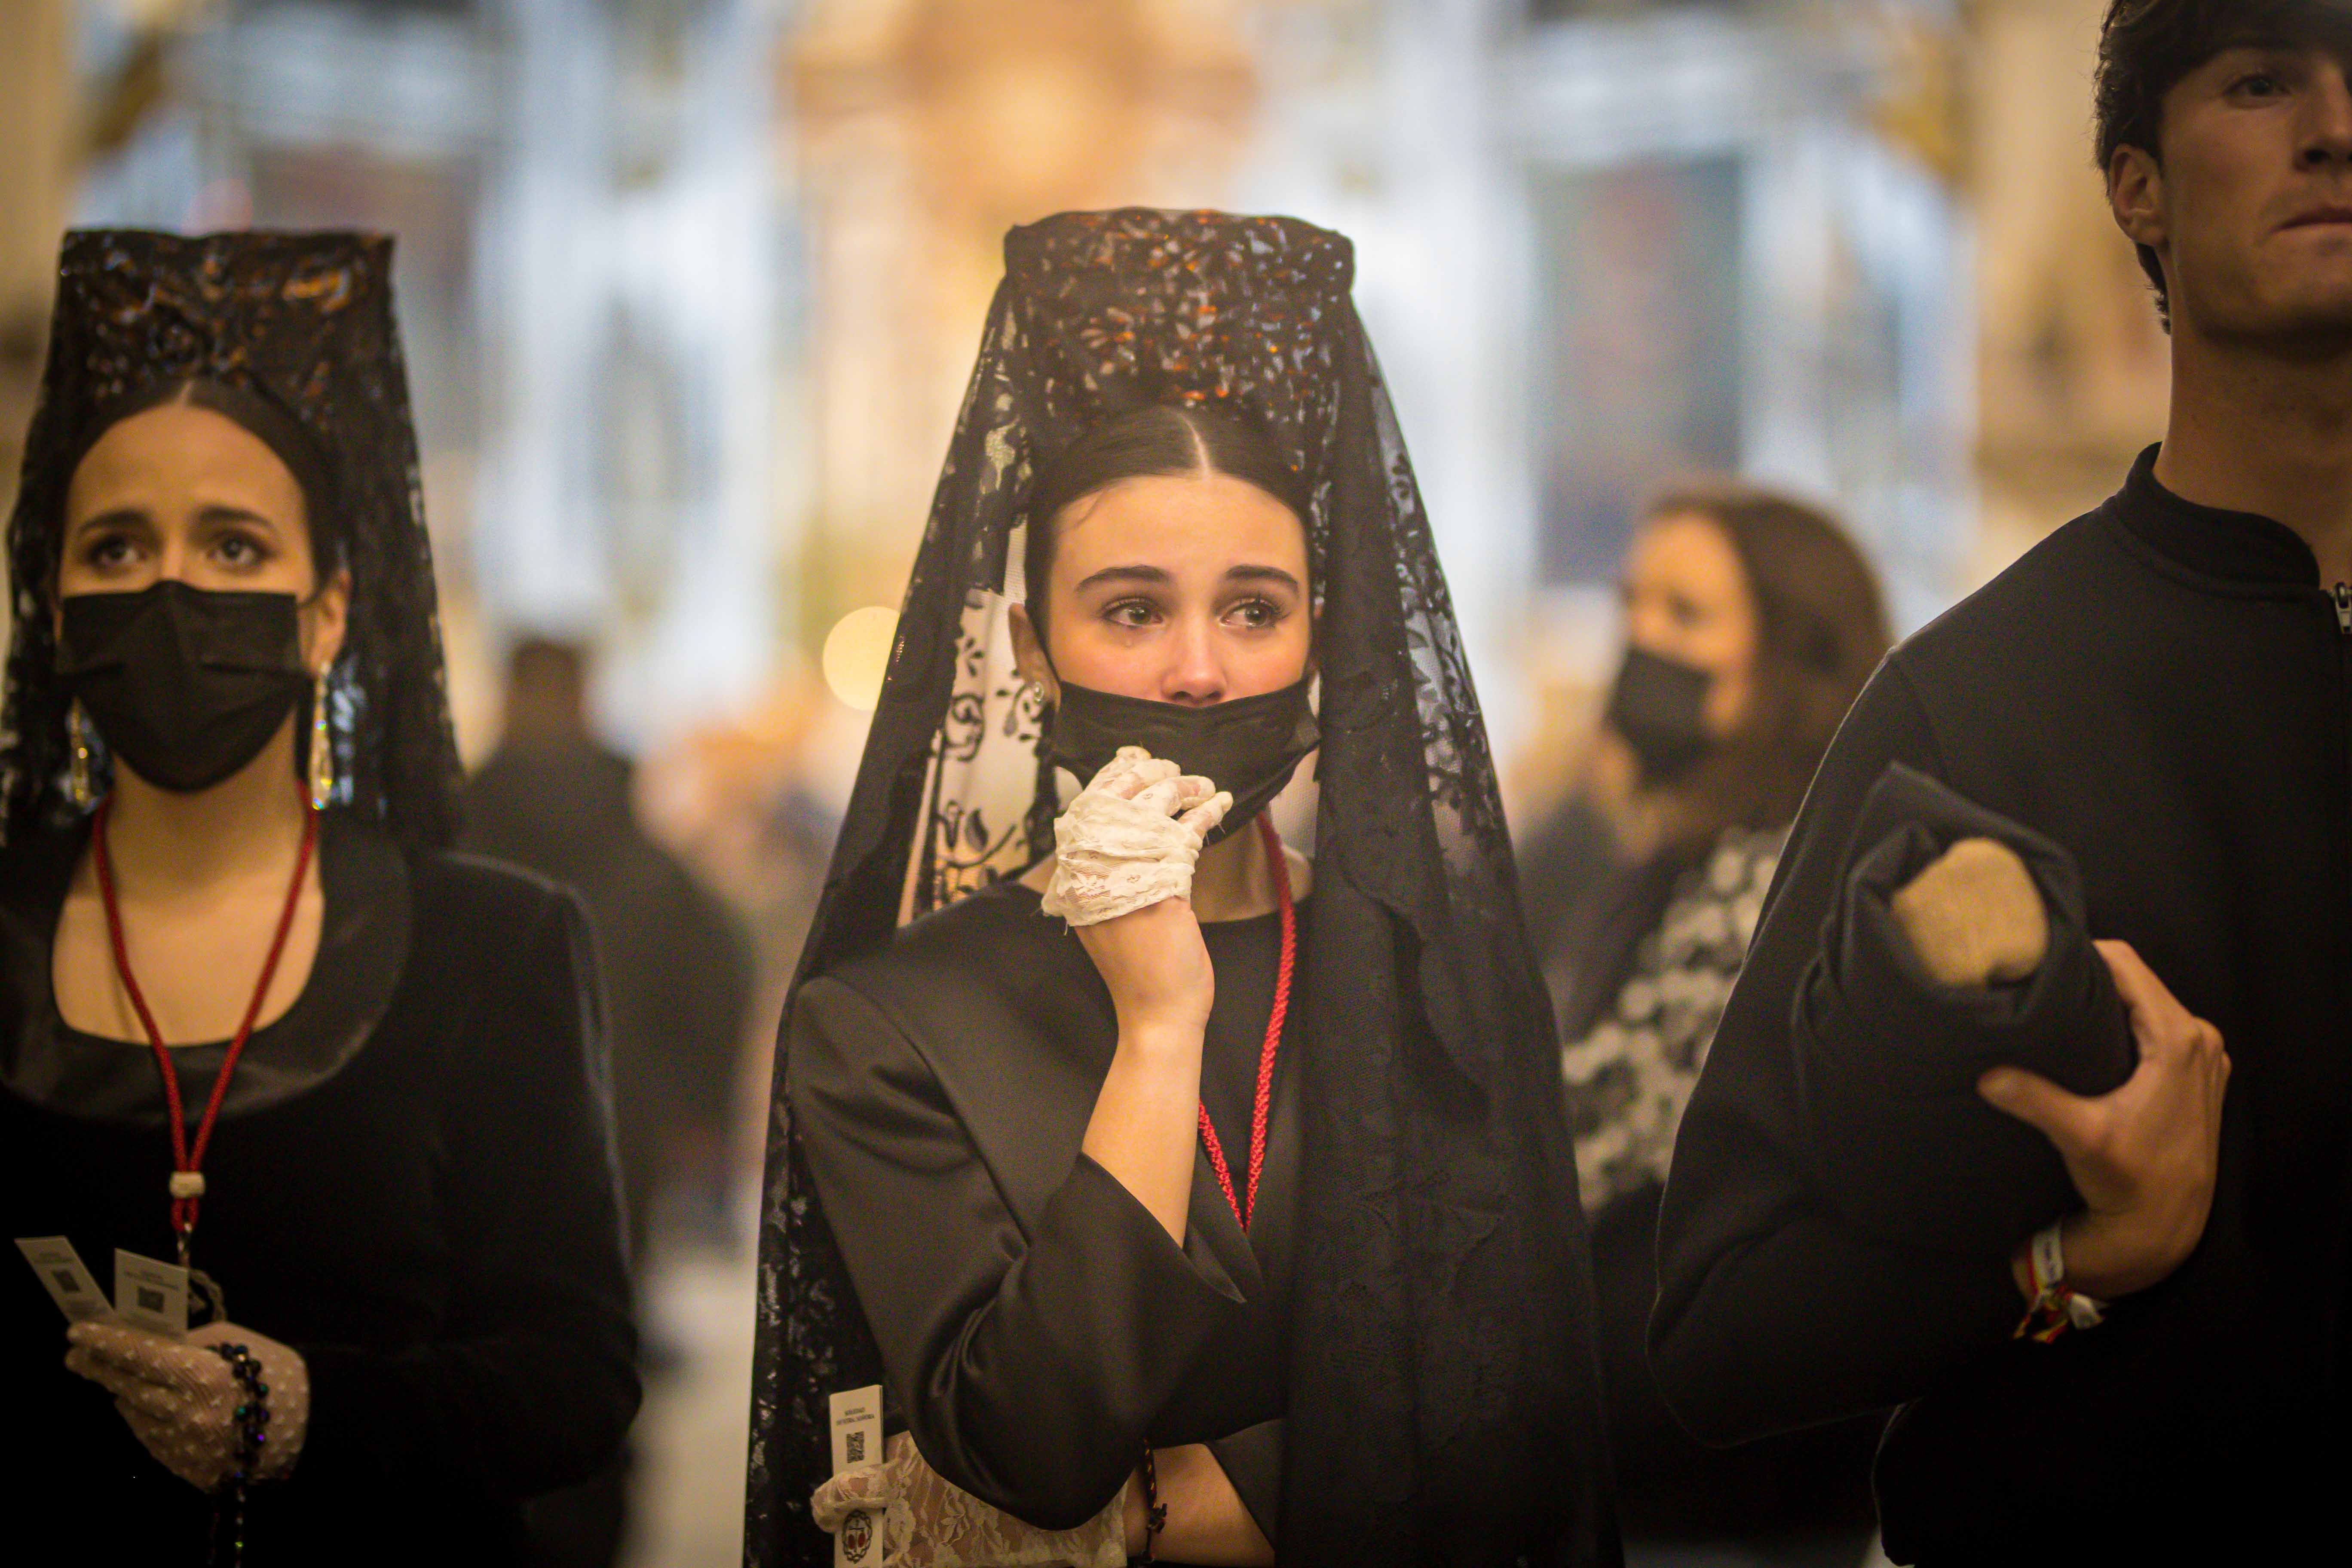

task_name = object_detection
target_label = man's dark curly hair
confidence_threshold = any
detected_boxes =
[2097,0,2352,327]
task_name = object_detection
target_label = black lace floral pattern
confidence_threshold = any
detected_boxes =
[4,230,462,848]
[750,211,1615,1567]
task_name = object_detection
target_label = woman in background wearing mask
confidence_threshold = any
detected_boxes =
[747,210,1616,1568]
[1518,487,1890,1568]
[0,231,636,1565]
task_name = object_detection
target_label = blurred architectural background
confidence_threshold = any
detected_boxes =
[0,1,2166,1562]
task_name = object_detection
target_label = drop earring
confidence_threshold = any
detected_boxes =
[307,668,334,811]
[67,700,96,809]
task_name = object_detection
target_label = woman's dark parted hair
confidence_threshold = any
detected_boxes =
[1647,484,1892,845]
[59,377,347,586]
[1020,403,1313,641]
[2098,0,2352,327]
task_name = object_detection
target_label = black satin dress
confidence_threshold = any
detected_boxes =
[786,879,1304,1544]
[0,815,638,1566]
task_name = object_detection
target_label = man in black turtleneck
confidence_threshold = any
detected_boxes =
[1651,4,2352,1560]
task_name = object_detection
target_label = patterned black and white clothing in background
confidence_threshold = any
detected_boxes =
[1559,826,1784,1216]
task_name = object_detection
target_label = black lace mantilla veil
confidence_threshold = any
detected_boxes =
[747,210,1617,1567]
[3,229,462,848]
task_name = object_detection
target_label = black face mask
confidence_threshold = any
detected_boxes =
[58,581,310,794]
[1043,674,1320,846]
[1602,644,1718,788]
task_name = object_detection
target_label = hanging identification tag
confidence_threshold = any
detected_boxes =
[829,1384,885,1568]
[15,1237,116,1324]
[113,1249,189,1338]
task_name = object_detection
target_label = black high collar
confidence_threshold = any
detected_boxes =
[2110,444,2330,591]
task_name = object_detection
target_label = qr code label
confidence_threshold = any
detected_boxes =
[845,1431,867,1464]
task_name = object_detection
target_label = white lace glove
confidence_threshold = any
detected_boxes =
[1041,747,1232,927]
[812,1432,1128,1568]
[64,1319,310,1491]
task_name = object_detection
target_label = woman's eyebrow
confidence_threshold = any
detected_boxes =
[196,504,284,532]
[65,507,153,541]
[1226,564,1303,593]
[1072,564,1173,594]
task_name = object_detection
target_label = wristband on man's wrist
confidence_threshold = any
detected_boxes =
[2015,1220,2107,1342]
[1127,1446,1167,1565]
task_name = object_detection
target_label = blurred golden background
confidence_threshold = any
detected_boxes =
[0,2,2171,1562]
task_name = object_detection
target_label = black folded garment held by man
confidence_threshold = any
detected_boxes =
[1793,762,2135,1256]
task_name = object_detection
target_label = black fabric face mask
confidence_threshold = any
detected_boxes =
[1603,643,1718,788]
[1042,674,1319,845]
[58,580,309,794]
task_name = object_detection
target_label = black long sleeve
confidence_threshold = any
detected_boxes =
[1650,659,2021,1446]
[788,972,1253,1529]
[294,890,639,1496]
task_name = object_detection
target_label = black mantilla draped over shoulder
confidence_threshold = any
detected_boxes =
[745,210,1617,1567]
[3,229,462,849]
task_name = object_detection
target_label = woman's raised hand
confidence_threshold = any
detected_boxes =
[1058,749,1228,1034]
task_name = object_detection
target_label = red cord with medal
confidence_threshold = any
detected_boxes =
[1196,815,1295,1233]
[91,792,318,1326]
[1143,816,1295,1562]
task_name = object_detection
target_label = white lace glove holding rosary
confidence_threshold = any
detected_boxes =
[812,1431,1129,1568]
[64,1319,310,1490]
[1041,747,1232,927]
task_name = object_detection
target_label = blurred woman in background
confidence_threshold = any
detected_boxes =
[1520,486,1893,1568]
[0,230,636,1565]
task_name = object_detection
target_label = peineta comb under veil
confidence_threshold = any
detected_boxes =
[746,210,1617,1567]
[3,229,462,849]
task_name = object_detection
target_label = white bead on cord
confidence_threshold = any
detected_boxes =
[168,1172,206,1200]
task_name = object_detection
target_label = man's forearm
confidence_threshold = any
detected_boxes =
[1125,1445,1274,1566]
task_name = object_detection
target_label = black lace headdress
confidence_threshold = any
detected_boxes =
[3,229,462,848]
[747,210,1617,1567]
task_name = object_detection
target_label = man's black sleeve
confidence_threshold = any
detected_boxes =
[1650,657,2023,1446]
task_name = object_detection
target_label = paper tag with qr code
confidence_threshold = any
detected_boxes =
[829,1385,885,1568]
[15,1237,115,1324]
[113,1250,188,1338]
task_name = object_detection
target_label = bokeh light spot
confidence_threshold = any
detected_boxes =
[821,606,900,712]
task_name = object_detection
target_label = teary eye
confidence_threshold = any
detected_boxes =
[1103,598,1160,628]
[1228,598,1279,629]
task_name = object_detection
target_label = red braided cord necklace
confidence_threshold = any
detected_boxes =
[1196,814,1295,1233]
[92,792,318,1263]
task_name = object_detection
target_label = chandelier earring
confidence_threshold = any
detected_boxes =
[307,667,334,811]
[67,700,98,809]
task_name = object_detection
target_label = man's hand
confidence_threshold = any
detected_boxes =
[1978,940,2230,1300]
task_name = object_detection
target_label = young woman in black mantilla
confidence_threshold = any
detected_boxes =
[0,231,637,1565]
[745,209,1618,1568]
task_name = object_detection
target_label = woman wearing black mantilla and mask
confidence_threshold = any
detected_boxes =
[745,210,1617,1568]
[0,231,637,1564]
